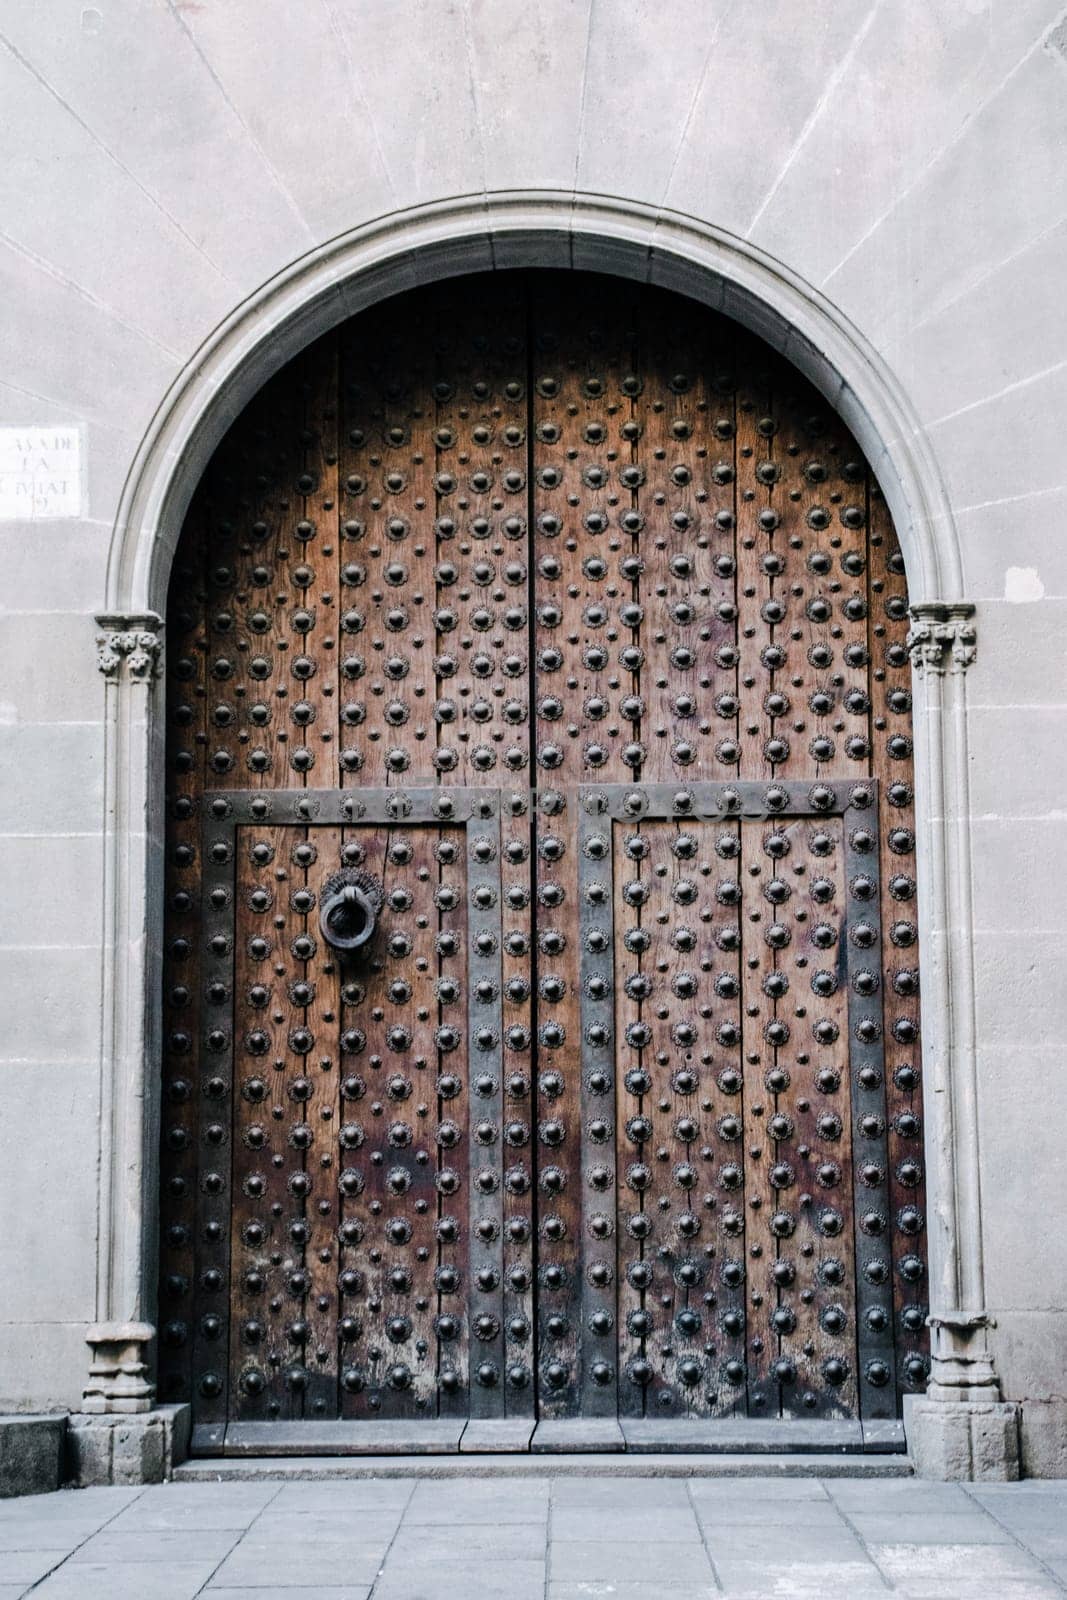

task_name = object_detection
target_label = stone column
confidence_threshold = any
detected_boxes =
[905,603,1019,1480]
[68,617,188,1484]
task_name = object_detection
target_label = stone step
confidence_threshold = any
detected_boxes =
[175,1449,913,1482]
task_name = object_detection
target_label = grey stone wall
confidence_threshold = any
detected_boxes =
[1,0,1064,1468]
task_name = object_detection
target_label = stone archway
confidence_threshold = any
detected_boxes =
[89,193,1005,1476]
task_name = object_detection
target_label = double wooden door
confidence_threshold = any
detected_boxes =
[159,272,928,1449]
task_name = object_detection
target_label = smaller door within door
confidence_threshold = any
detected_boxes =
[197,787,531,1432]
[574,779,894,1424]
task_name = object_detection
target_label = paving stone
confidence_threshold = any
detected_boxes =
[552,1476,693,1507]
[69,1529,242,1565]
[1003,1532,1067,1561]
[549,1537,715,1583]
[0,1550,68,1586]
[705,1527,868,1563]
[689,1475,831,1499]
[847,1511,1013,1544]
[6,1474,1067,1600]
[271,1481,415,1508]
[0,1521,104,1551]
[711,1560,890,1597]
[390,1523,545,1561]
[372,1558,545,1600]
[208,1544,387,1588]
[110,1484,278,1530]
[548,1586,716,1600]
[827,1477,975,1510]
[868,1540,1055,1592]
[0,1488,142,1522]
[692,1497,848,1527]
[234,1510,404,1543]
[30,1562,220,1600]
[206,1591,370,1600]
[405,1478,550,1523]
[548,1506,702,1542]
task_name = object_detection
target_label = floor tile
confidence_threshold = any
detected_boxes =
[713,1562,890,1598]
[0,1551,68,1586]
[109,1484,278,1531]
[208,1546,386,1588]
[206,1590,370,1600]
[705,1528,869,1563]
[0,1488,141,1523]
[0,1522,100,1552]
[846,1511,1011,1545]
[869,1540,1053,1590]
[68,1529,241,1565]
[391,1522,545,1561]
[549,1537,715,1584]
[549,1506,702,1542]
[31,1561,220,1600]
[549,1586,716,1600]
[371,1559,545,1600]
[405,1478,551,1524]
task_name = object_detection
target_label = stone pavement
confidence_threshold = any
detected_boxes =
[2,1474,1067,1599]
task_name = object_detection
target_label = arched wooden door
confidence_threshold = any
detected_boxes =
[158,271,928,1453]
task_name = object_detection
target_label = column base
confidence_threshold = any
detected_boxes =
[905,1396,1021,1481]
[67,1404,191,1487]
[82,1321,156,1414]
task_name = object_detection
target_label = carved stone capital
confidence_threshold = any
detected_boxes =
[95,612,163,681]
[82,1320,156,1414]
[907,602,976,676]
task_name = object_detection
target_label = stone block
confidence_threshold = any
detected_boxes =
[887,213,1067,433]
[753,0,1058,294]
[964,597,1067,709]
[664,0,872,240]
[0,0,311,296]
[0,614,106,728]
[574,0,718,205]
[0,1413,66,1497]
[956,489,1067,604]
[828,44,1067,352]
[1019,1400,1067,1479]
[0,1323,91,1415]
[0,43,232,356]
[934,359,1067,518]
[159,0,395,238]
[906,1399,1020,1482]
[474,11,590,194]
[969,819,1066,938]
[67,1404,190,1487]
[0,230,180,440]
[0,724,104,835]
[0,834,103,948]
[0,1065,99,1324]
[0,949,101,1062]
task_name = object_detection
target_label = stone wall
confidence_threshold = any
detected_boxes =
[1,0,1064,1471]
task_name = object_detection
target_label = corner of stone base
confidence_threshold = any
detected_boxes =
[905,1397,1021,1482]
[0,1415,67,1499]
[66,1404,192,1487]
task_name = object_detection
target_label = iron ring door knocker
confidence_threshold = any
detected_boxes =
[318,869,384,956]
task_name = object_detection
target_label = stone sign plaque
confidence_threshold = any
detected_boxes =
[0,428,82,520]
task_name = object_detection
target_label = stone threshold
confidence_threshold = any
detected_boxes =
[176,1449,913,1481]
[197,1416,905,1459]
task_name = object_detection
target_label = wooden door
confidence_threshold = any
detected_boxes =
[158,272,928,1449]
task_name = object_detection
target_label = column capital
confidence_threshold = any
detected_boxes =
[95,612,164,681]
[907,601,977,676]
